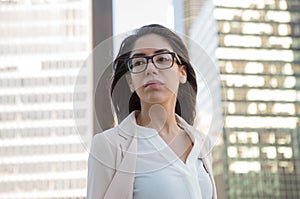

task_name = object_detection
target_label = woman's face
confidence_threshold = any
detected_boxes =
[127,34,187,105]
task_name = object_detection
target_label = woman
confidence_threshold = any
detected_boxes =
[87,24,217,199]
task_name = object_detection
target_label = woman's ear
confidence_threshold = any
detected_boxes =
[125,74,135,92]
[179,65,187,84]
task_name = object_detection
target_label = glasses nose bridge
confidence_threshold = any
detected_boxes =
[145,55,156,69]
[146,55,155,65]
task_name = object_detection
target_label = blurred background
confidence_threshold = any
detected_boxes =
[0,0,300,198]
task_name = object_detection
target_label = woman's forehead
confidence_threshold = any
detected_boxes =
[132,34,173,51]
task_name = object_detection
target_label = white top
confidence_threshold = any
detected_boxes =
[132,124,213,199]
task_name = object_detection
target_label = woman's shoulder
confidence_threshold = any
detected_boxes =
[92,126,121,143]
[89,126,124,158]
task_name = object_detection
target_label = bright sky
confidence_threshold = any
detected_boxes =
[113,0,174,35]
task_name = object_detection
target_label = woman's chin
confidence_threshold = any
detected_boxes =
[136,89,176,105]
[141,96,169,105]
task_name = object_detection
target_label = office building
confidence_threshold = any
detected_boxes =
[185,0,300,198]
[0,0,92,198]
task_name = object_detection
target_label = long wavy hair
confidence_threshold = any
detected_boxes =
[110,24,197,125]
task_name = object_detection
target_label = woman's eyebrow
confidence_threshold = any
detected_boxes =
[131,53,146,57]
[154,48,170,53]
[131,49,170,57]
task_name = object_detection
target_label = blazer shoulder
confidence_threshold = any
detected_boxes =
[92,126,121,142]
[89,127,124,165]
[90,127,124,154]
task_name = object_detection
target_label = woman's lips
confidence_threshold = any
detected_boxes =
[144,81,163,89]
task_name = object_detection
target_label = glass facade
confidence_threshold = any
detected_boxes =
[184,0,204,35]
[186,0,300,198]
[0,0,92,198]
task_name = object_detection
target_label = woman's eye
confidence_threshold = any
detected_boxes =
[156,56,170,63]
[133,60,146,66]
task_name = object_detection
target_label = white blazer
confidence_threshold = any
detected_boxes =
[87,111,217,199]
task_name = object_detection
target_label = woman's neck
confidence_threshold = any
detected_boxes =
[136,103,180,136]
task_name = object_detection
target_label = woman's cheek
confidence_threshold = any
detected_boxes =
[131,77,144,91]
[165,76,180,94]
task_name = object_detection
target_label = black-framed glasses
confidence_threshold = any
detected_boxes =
[126,52,182,74]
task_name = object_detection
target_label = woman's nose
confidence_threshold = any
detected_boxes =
[145,60,158,75]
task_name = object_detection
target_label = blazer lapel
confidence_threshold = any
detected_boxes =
[104,126,137,199]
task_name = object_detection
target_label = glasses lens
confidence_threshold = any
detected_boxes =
[128,57,147,73]
[153,53,173,69]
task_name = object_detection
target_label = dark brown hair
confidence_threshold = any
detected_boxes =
[110,24,197,125]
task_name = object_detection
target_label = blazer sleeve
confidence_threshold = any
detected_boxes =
[87,133,117,199]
